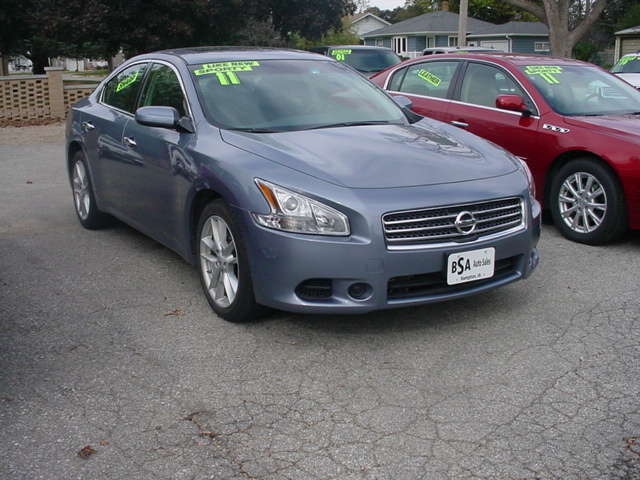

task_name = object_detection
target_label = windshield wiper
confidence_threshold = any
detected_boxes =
[308,120,394,130]
[226,127,284,133]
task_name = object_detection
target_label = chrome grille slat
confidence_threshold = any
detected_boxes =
[383,197,524,248]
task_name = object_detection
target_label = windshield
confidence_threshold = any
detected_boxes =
[519,64,640,116]
[190,59,405,131]
[329,48,401,74]
[611,55,640,74]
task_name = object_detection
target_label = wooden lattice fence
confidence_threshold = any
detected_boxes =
[0,67,96,123]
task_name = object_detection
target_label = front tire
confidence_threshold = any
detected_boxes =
[550,159,627,245]
[71,151,113,229]
[197,200,267,322]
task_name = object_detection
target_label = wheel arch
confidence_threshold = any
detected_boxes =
[542,150,619,208]
[66,141,85,178]
[188,189,223,262]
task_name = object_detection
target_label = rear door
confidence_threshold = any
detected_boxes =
[385,60,461,122]
[83,62,149,210]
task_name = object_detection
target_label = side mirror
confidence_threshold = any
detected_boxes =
[135,106,194,133]
[393,95,413,110]
[496,94,532,116]
[135,106,180,128]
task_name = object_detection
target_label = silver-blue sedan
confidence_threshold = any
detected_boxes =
[66,47,540,322]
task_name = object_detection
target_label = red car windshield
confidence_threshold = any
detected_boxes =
[519,64,640,116]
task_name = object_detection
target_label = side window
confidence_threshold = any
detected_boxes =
[397,61,458,98]
[460,63,526,108]
[102,63,148,113]
[139,63,187,117]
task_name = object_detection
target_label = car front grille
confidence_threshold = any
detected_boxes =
[382,197,524,249]
[387,256,519,300]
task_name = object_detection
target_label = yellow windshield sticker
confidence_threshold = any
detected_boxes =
[331,49,352,61]
[216,72,241,85]
[524,65,562,84]
[194,61,260,76]
[417,69,441,86]
[619,56,638,65]
[116,72,139,92]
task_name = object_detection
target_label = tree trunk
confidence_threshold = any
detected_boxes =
[501,0,606,59]
[30,54,50,75]
[0,54,9,76]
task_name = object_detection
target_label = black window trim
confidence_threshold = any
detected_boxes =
[99,60,194,121]
[99,61,150,116]
[138,60,194,120]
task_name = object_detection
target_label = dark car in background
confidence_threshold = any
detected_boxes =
[371,53,640,245]
[66,47,540,322]
[308,45,401,77]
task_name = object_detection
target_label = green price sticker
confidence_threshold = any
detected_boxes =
[331,49,352,61]
[524,65,562,84]
[116,72,138,92]
[417,69,441,87]
[619,56,638,65]
[194,61,260,85]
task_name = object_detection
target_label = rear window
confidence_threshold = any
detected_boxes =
[328,48,401,74]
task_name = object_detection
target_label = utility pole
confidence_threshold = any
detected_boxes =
[457,0,468,46]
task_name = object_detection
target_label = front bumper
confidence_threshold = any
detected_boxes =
[243,199,541,315]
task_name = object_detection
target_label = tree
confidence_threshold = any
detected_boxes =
[395,0,437,22]
[499,0,607,57]
[0,0,34,74]
[245,0,357,41]
[448,0,537,23]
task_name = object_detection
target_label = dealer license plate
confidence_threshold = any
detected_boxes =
[447,247,495,285]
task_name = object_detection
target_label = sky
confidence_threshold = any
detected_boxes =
[368,0,406,11]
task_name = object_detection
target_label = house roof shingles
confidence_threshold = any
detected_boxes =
[470,21,549,37]
[365,10,493,37]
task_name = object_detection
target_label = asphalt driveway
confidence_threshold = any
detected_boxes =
[1,140,639,479]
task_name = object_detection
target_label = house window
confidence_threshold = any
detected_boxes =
[449,37,458,47]
[427,37,435,48]
[535,42,550,52]
[392,37,408,55]
[376,38,383,47]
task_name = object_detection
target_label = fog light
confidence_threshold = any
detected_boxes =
[530,248,539,270]
[348,283,369,299]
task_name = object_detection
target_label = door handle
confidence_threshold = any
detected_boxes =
[81,121,95,130]
[123,136,137,147]
[450,120,468,128]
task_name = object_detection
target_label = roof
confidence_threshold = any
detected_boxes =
[419,53,590,67]
[615,26,640,36]
[364,10,493,37]
[346,12,390,26]
[142,47,322,66]
[470,21,549,37]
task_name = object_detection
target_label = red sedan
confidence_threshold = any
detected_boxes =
[371,53,640,245]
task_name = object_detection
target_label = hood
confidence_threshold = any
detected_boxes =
[614,72,640,89]
[564,114,640,139]
[220,123,516,189]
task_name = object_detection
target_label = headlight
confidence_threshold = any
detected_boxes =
[253,179,350,236]
[510,155,536,199]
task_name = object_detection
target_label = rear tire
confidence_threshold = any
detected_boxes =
[550,159,627,245]
[196,200,268,322]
